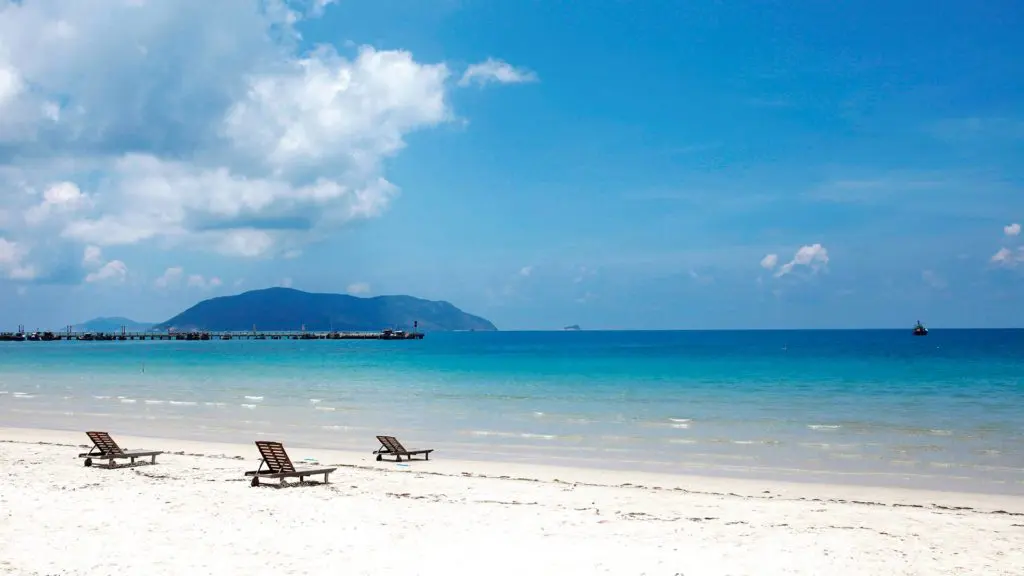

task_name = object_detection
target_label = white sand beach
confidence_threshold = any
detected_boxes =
[1,428,1022,576]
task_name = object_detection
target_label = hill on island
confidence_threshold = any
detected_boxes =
[154,287,497,332]
[76,317,155,333]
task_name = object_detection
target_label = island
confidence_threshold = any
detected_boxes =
[563,324,582,331]
[155,287,497,332]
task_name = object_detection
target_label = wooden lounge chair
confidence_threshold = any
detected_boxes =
[78,431,163,468]
[373,435,434,462]
[243,441,336,487]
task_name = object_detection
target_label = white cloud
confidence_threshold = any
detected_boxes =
[921,270,947,290]
[346,281,370,295]
[279,277,293,288]
[519,266,533,277]
[24,182,89,226]
[282,249,303,259]
[1005,223,1021,237]
[774,243,829,277]
[0,237,37,280]
[84,259,127,283]
[82,245,103,267]
[154,266,184,288]
[759,253,778,270]
[459,58,538,87]
[991,247,1024,267]
[0,1,517,281]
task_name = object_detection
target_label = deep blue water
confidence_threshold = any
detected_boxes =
[1,330,1022,492]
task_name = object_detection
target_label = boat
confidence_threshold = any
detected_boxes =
[913,321,928,336]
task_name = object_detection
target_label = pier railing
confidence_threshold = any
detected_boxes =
[0,329,424,342]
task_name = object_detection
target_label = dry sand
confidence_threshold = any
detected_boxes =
[1,427,1022,575]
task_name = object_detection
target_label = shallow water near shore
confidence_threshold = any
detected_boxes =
[1,329,1022,494]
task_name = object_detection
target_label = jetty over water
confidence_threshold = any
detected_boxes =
[0,328,424,342]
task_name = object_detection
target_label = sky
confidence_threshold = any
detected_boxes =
[0,0,1022,330]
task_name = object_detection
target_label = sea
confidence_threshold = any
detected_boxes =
[1,329,1022,494]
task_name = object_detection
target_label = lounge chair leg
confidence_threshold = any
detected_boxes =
[251,476,259,487]
[84,457,92,467]
[324,473,329,484]
[108,459,115,468]
[130,457,136,465]
[376,454,382,461]
[151,455,156,464]
[396,455,402,462]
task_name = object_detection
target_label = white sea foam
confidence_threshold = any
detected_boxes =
[668,439,698,445]
[314,406,336,412]
[144,400,165,405]
[12,394,35,399]
[532,411,545,417]
[93,395,111,400]
[240,404,257,409]
[13,392,30,396]
[120,398,137,404]
[807,424,841,430]
[169,401,197,406]
[520,433,557,440]
[670,423,690,429]
[244,396,264,401]
[309,399,322,404]
[204,402,226,407]
[928,429,954,436]
[0,391,8,395]
[669,418,691,423]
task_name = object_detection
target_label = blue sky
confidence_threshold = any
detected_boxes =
[0,0,1022,330]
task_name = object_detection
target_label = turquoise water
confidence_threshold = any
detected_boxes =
[1,330,1022,493]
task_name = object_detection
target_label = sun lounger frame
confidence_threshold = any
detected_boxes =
[244,440,336,486]
[373,435,434,462]
[78,431,163,467]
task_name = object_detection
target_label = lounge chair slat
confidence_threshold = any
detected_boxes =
[79,431,163,466]
[374,435,434,461]
[248,441,335,486]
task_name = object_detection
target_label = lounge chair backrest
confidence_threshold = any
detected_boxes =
[86,431,125,457]
[255,441,296,473]
[378,435,407,455]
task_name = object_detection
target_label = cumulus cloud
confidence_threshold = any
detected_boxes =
[81,244,126,284]
[519,266,533,277]
[0,237,37,280]
[0,1,528,282]
[774,244,829,277]
[759,254,778,270]
[346,281,370,295]
[459,58,538,87]
[1005,223,1021,237]
[991,247,1024,268]
[24,182,89,226]
[82,245,103,267]
[921,269,947,290]
[187,274,222,289]
[154,266,184,288]
[84,259,127,284]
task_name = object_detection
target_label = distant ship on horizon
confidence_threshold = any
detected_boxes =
[913,321,929,336]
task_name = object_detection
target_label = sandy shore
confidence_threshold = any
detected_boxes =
[1,428,1022,575]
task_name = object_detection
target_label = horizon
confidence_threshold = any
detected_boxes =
[1,1,1022,330]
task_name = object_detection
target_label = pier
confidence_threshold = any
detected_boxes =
[0,327,424,342]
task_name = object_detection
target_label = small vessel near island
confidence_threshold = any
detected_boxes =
[913,321,928,336]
